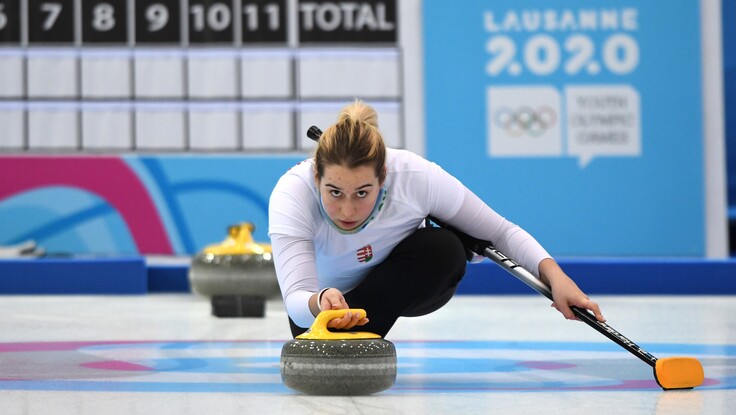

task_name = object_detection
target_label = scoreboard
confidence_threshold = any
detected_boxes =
[0,0,403,152]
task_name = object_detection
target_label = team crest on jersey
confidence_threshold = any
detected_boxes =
[356,245,373,263]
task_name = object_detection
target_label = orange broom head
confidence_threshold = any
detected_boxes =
[654,357,705,390]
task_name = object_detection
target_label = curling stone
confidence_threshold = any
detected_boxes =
[210,294,266,318]
[0,240,45,258]
[188,223,280,317]
[280,309,397,395]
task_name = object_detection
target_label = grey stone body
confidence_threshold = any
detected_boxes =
[280,338,397,395]
[189,253,280,297]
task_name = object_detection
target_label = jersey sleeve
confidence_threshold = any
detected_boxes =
[404,150,551,277]
[447,188,552,278]
[268,171,320,328]
[418,154,550,275]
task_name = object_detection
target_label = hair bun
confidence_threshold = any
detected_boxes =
[338,99,378,128]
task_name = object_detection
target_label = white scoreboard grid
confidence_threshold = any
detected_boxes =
[0,0,407,153]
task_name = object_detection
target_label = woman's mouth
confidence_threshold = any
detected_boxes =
[339,220,358,229]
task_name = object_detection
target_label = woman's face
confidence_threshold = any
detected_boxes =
[316,164,383,231]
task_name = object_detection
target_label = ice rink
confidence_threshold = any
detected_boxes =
[1,294,734,414]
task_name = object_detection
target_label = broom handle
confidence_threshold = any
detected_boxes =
[428,216,659,368]
[481,244,658,367]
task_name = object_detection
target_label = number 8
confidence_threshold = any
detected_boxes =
[93,3,115,32]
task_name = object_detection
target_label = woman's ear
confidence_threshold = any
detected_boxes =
[379,166,388,185]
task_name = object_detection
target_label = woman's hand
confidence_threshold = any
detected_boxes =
[310,288,369,329]
[538,259,605,322]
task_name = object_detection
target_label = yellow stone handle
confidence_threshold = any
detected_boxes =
[296,308,382,340]
[202,222,272,255]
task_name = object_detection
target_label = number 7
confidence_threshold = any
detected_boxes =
[40,2,62,31]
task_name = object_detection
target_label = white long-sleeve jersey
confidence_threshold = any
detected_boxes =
[268,149,551,328]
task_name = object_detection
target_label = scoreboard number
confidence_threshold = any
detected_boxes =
[188,0,234,44]
[146,4,169,32]
[41,3,62,31]
[4,0,398,46]
[135,0,181,44]
[28,0,75,43]
[82,0,128,43]
[242,0,287,44]
[0,1,21,43]
[91,3,116,32]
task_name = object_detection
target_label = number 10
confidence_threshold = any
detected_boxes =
[190,3,232,32]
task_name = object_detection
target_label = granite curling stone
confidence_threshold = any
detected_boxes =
[280,309,397,395]
[188,223,280,317]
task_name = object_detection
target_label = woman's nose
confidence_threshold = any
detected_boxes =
[341,201,356,217]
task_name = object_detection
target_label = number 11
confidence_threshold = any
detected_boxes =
[243,3,280,31]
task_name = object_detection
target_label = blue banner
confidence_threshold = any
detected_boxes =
[424,1,704,256]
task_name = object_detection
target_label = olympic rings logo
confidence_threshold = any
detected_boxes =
[493,106,557,137]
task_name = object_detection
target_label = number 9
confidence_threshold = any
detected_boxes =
[146,3,169,32]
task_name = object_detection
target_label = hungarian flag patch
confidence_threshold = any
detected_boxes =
[356,245,373,263]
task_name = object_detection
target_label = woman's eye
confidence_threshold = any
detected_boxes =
[356,191,368,198]
[330,190,342,197]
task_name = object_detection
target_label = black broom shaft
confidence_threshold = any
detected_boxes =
[427,215,659,368]
[481,245,658,367]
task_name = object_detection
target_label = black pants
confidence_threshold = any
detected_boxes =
[288,226,467,338]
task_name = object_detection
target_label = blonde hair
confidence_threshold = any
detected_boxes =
[314,100,387,182]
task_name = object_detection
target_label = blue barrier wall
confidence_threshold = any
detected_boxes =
[0,257,147,294]
[2,258,734,296]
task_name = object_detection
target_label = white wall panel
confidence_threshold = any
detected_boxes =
[81,51,132,98]
[0,53,24,98]
[82,103,133,150]
[187,51,238,99]
[189,103,239,150]
[135,104,186,150]
[27,51,78,98]
[28,103,78,149]
[241,104,293,150]
[298,50,400,99]
[134,51,185,99]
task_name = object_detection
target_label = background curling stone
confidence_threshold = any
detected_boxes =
[189,223,279,317]
[0,240,45,258]
[211,294,265,318]
[280,309,397,396]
